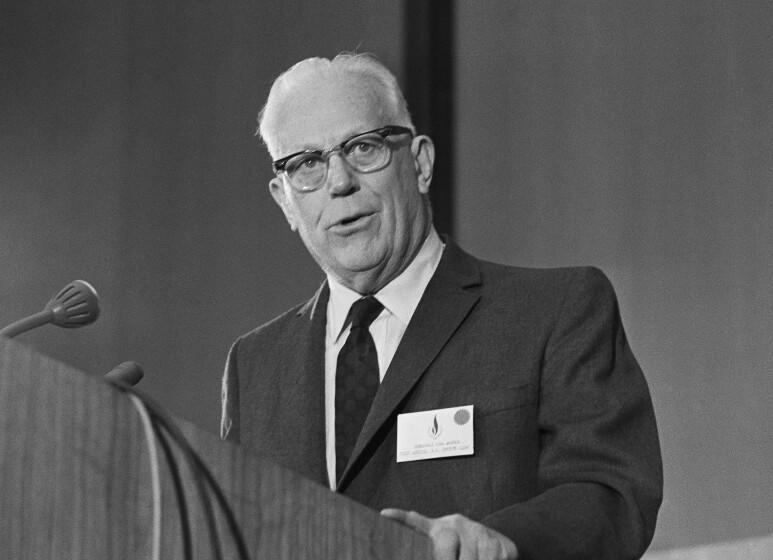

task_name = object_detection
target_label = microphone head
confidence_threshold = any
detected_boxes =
[105,361,144,386]
[44,280,100,328]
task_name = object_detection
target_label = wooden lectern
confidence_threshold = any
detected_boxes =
[0,337,432,559]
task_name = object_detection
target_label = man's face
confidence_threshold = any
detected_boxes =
[268,74,435,294]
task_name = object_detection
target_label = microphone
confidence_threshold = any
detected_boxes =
[104,361,144,386]
[0,280,100,338]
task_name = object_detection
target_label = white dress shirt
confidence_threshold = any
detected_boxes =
[324,228,444,489]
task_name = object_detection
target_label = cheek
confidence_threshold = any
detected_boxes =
[389,189,421,228]
[290,197,325,231]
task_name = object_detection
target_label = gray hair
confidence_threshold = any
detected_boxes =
[258,53,415,157]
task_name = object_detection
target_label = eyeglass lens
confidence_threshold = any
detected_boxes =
[285,132,391,190]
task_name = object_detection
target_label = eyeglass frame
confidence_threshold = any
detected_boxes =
[271,125,414,192]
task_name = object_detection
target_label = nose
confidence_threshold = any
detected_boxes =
[326,152,357,196]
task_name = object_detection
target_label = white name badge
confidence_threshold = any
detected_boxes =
[396,405,474,463]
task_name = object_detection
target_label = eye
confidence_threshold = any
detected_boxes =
[354,142,376,153]
[287,154,323,173]
[345,137,381,155]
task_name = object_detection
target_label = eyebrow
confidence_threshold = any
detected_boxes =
[282,126,378,156]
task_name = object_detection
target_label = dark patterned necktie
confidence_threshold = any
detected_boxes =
[335,296,384,483]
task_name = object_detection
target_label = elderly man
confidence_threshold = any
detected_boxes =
[221,53,662,560]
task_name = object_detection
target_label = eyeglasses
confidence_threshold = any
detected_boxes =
[272,125,414,192]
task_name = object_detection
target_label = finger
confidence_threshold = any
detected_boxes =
[455,523,478,560]
[472,534,500,560]
[477,527,518,560]
[440,515,503,560]
[432,527,461,560]
[380,508,434,534]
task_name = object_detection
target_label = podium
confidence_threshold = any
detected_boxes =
[0,337,432,559]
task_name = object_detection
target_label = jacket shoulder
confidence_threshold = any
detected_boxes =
[476,257,615,302]
[233,300,309,348]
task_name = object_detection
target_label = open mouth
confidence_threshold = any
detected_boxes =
[340,215,364,225]
[336,212,372,227]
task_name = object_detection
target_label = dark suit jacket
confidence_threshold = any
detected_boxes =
[221,240,662,559]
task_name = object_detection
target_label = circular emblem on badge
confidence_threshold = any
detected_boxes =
[454,408,471,426]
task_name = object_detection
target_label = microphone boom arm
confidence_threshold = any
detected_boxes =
[0,310,52,338]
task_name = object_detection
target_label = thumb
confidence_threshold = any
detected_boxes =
[380,508,434,534]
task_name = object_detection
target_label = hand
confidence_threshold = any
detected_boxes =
[380,508,518,560]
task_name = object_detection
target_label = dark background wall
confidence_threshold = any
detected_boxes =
[2,1,771,555]
[455,1,773,554]
[1,0,403,433]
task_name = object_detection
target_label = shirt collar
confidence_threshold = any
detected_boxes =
[327,227,444,341]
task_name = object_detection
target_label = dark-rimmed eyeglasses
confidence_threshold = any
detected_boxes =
[272,125,414,192]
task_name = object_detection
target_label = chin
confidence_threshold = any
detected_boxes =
[329,237,383,264]
[329,248,388,279]
[335,254,382,273]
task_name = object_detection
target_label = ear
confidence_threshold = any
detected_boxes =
[269,177,298,231]
[411,135,435,194]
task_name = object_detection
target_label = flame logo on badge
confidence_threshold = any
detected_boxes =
[428,415,442,440]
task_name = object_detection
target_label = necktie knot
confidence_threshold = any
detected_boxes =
[348,296,383,329]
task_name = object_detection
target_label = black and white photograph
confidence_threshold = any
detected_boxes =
[1,2,771,558]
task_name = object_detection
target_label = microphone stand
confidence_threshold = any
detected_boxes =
[0,310,52,339]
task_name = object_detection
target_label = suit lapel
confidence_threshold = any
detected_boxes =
[339,241,482,487]
[276,282,329,485]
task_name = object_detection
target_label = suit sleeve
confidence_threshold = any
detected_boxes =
[220,338,241,443]
[481,268,662,560]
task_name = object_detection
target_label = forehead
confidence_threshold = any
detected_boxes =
[271,74,391,156]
